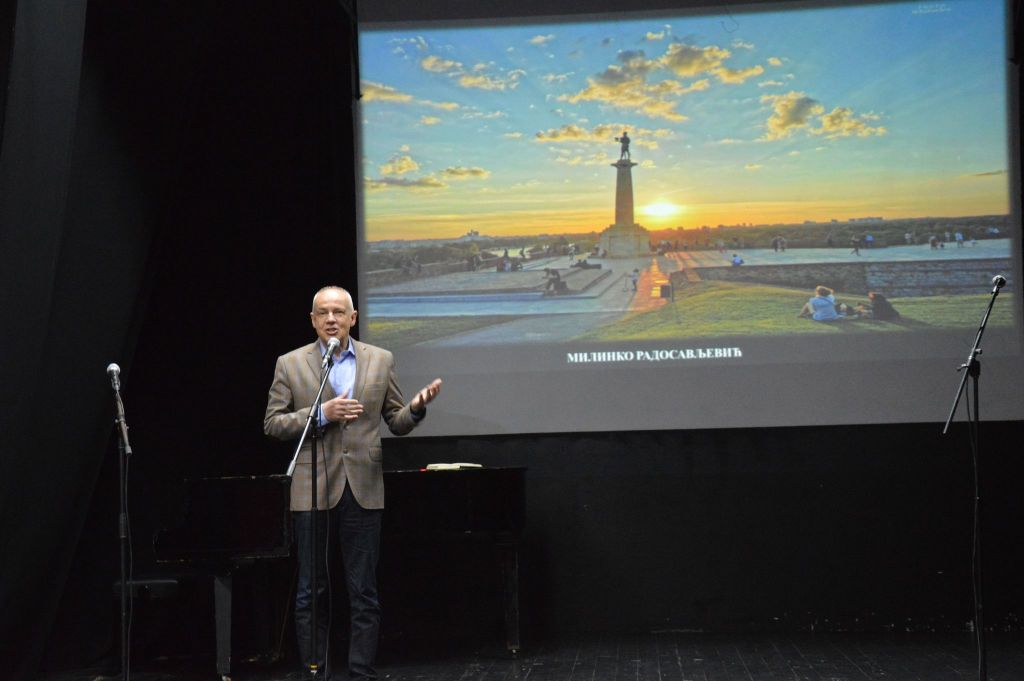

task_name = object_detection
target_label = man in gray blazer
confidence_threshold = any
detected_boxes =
[265,285,441,680]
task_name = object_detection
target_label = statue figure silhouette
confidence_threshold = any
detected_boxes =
[615,131,631,160]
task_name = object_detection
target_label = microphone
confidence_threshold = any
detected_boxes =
[991,274,1007,291]
[321,337,341,369]
[106,363,121,391]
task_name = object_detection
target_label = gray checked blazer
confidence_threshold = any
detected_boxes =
[264,339,420,511]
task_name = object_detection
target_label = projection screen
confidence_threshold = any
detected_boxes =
[355,0,1024,436]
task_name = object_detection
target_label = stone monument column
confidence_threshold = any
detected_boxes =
[614,159,638,227]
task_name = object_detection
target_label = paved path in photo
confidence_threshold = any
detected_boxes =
[631,257,672,312]
[415,256,680,346]
[416,310,631,347]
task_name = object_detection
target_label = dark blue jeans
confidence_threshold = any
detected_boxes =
[294,484,383,680]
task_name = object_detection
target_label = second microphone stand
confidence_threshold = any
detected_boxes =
[941,276,1006,681]
[110,374,133,681]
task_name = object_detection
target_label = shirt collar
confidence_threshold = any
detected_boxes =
[319,337,356,362]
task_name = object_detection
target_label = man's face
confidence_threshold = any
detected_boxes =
[310,288,358,350]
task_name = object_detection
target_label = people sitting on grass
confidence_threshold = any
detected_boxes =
[731,253,744,266]
[798,285,845,321]
[856,292,901,321]
[797,288,901,323]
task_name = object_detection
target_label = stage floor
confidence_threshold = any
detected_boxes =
[40,631,1024,681]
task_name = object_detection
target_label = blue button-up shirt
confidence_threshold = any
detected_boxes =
[318,337,356,426]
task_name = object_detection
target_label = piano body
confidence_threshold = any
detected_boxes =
[153,474,292,679]
[153,467,525,678]
[383,466,526,653]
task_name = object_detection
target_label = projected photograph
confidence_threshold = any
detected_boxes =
[359,0,1016,351]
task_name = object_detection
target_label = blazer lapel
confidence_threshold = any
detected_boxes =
[304,341,338,402]
[351,341,369,402]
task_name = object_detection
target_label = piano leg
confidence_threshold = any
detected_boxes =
[496,540,520,654]
[214,574,233,680]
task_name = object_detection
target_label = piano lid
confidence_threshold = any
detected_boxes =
[152,467,526,565]
[153,474,292,565]
[383,466,525,536]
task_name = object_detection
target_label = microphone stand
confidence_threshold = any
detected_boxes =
[286,351,335,678]
[110,377,133,681]
[942,278,1005,681]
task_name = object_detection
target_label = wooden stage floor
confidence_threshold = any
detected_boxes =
[40,631,1024,681]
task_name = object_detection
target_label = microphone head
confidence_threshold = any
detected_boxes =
[106,363,121,391]
[327,337,341,353]
[992,274,1007,289]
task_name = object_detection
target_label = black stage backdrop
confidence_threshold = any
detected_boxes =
[0,2,1022,680]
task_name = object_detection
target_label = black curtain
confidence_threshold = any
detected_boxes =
[0,1,356,677]
[0,2,101,679]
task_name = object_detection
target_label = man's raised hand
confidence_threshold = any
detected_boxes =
[410,378,443,414]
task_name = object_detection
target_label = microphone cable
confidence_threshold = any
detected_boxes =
[323,439,335,679]
[319,357,336,678]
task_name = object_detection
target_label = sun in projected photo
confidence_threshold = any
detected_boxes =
[357,0,1016,350]
[643,201,683,220]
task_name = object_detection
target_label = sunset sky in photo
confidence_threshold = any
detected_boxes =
[358,0,1009,241]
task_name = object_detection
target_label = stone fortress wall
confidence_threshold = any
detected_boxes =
[695,258,1013,296]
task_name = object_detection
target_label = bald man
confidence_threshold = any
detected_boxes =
[265,286,441,680]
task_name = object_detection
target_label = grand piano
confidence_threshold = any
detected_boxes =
[154,467,525,678]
